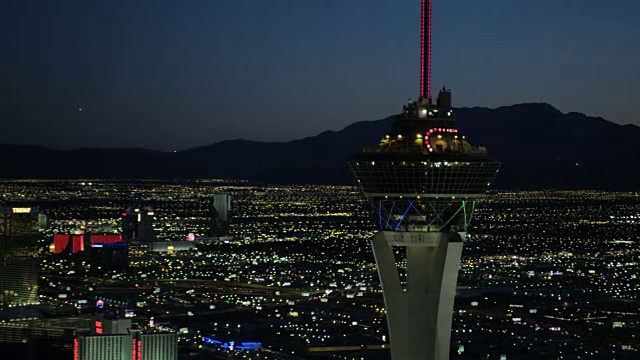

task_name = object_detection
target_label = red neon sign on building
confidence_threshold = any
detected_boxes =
[132,338,142,360]
[424,128,458,153]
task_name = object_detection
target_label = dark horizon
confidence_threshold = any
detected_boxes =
[1,103,639,191]
[0,102,633,152]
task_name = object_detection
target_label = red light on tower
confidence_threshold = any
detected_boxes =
[428,0,432,100]
[420,0,432,99]
[420,0,425,98]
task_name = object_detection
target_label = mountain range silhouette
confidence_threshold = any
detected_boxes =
[2,103,639,190]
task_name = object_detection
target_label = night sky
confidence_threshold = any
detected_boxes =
[3,0,639,151]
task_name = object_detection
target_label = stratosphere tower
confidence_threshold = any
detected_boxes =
[348,1,501,359]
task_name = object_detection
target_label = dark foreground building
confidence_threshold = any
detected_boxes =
[0,206,40,307]
[122,208,156,244]
[90,242,129,274]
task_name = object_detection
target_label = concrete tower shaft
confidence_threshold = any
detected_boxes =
[372,231,463,360]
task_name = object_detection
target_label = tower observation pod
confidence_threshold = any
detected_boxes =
[348,2,500,359]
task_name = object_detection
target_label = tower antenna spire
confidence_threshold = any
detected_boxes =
[420,0,432,100]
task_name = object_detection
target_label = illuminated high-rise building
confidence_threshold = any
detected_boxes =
[348,1,500,359]
[209,194,231,237]
[136,333,177,360]
[74,331,177,360]
[0,206,40,306]
[74,334,132,360]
